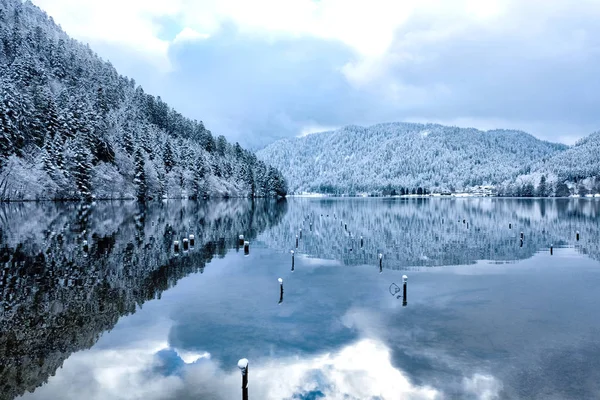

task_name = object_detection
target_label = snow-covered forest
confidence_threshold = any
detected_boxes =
[499,131,600,197]
[257,122,568,195]
[0,0,287,201]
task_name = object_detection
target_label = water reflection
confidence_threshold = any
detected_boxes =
[0,199,287,400]
[2,198,600,400]
[259,198,600,267]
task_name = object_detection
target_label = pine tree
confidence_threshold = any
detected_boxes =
[42,141,55,176]
[133,148,147,202]
[122,124,135,156]
[53,132,65,171]
[555,181,570,197]
[163,140,175,173]
[192,156,207,199]
[537,175,548,197]
[72,139,93,201]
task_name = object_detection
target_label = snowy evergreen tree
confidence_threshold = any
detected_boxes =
[163,140,175,173]
[133,148,147,202]
[555,182,571,197]
[537,175,548,197]
[71,139,93,201]
[191,156,207,199]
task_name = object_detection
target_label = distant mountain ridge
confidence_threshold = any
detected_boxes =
[257,122,567,194]
[500,131,600,196]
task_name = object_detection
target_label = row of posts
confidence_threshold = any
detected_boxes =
[173,234,196,253]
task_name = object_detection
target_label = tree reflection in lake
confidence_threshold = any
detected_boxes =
[259,197,600,267]
[0,199,287,400]
[2,198,600,400]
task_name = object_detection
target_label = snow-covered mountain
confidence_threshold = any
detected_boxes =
[256,123,566,195]
[0,0,287,201]
[501,132,600,196]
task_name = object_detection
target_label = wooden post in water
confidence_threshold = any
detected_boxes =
[237,359,249,400]
[244,241,250,255]
[239,235,245,245]
[83,240,88,253]
[360,236,364,248]
[189,234,195,247]
[299,229,302,239]
[174,240,180,253]
[520,232,524,240]
[509,223,512,229]
[291,250,295,271]
[402,275,408,307]
[379,253,383,269]
[576,231,580,241]
[296,235,299,248]
[278,278,284,304]
[183,238,189,251]
[550,244,553,255]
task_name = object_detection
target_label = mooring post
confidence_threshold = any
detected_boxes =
[576,231,580,241]
[83,240,88,253]
[379,253,383,269]
[360,236,364,248]
[550,244,553,255]
[174,240,180,253]
[520,232,524,240]
[509,223,512,229]
[299,229,302,239]
[402,275,408,306]
[296,235,299,248]
[244,241,250,255]
[183,238,189,251]
[291,250,295,271]
[278,278,284,304]
[189,234,195,247]
[239,235,244,245]
[237,359,249,400]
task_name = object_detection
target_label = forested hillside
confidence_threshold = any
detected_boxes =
[256,123,566,195]
[499,131,600,197]
[0,0,287,201]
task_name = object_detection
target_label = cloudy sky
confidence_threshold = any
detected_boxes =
[32,0,600,147]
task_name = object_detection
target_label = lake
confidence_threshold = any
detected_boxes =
[1,198,600,400]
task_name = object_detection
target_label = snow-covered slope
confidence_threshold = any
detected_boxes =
[256,123,567,194]
[498,131,600,196]
[0,0,287,201]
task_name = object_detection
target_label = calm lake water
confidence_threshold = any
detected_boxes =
[1,198,600,400]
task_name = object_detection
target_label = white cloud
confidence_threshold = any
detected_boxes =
[22,338,443,400]
[173,28,210,44]
[32,0,179,71]
[30,0,600,144]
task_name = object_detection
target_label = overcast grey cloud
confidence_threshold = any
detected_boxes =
[32,0,600,146]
